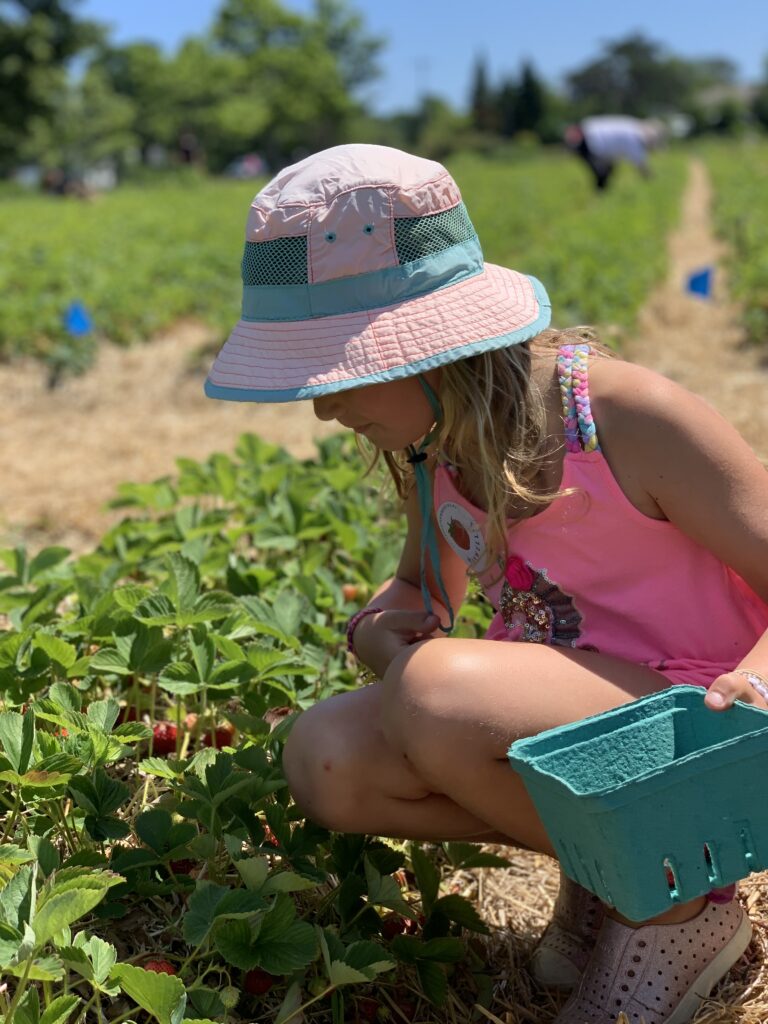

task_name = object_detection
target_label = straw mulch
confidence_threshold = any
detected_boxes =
[440,848,768,1024]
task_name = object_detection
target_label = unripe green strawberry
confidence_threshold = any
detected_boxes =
[220,986,240,1009]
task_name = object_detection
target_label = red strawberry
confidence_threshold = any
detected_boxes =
[262,824,280,848]
[145,959,176,975]
[264,706,292,730]
[380,913,407,940]
[152,722,178,755]
[394,996,416,1020]
[448,519,471,551]
[341,583,360,601]
[404,913,426,935]
[243,967,277,994]
[116,705,139,725]
[356,996,380,1022]
[169,859,196,876]
[201,723,235,748]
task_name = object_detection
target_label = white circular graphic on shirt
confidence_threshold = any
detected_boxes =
[437,501,486,568]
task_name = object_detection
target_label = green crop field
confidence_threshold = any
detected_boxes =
[705,139,768,344]
[0,150,686,380]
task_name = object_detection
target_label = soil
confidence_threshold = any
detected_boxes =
[0,323,338,551]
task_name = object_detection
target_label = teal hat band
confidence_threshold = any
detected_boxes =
[241,238,483,322]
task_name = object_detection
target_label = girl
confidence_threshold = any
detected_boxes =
[205,143,768,1024]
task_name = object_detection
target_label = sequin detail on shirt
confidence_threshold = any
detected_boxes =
[499,557,583,645]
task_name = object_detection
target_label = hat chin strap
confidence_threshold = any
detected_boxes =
[406,375,455,634]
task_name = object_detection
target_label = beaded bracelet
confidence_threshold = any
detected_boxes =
[735,669,768,702]
[346,606,383,654]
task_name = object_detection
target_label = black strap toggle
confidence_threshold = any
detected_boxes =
[406,451,428,464]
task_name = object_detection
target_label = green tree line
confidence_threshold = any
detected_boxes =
[4,1,768,178]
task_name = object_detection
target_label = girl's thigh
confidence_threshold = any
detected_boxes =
[374,639,669,846]
[383,638,669,764]
[283,639,667,829]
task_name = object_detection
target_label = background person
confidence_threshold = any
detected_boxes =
[565,114,662,190]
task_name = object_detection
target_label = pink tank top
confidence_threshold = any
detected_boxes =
[434,344,768,686]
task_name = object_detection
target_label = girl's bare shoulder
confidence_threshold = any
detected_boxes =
[586,355,717,444]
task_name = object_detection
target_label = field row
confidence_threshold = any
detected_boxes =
[705,140,768,344]
[0,150,687,378]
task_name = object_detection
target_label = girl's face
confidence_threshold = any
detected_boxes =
[312,371,439,451]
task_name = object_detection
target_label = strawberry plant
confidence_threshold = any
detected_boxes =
[0,433,506,1023]
[705,139,768,344]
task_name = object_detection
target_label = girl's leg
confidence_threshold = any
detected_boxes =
[283,637,666,854]
[284,638,752,1022]
[283,675,516,846]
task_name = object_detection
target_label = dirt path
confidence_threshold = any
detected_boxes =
[1,158,765,554]
[625,158,768,460]
[0,323,338,551]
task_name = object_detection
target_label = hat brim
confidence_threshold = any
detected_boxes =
[204,264,551,403]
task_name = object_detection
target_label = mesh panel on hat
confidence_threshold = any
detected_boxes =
[241,203,476,286]
[242,236,308,285]
[394,204,476,265]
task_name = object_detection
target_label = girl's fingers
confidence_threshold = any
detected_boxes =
[705,671,768,711]
[704,682,737,711]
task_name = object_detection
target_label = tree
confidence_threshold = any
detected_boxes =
[0,0,102,169]
[565,33,738,118]
[311,0,383,92]
[752,59,768,131]
[469,54,494,133]
[496,77,517,137]
[91,42,177,158]
[211,0,379,167]
[566,34,688,116]
[512,61,546,133]
[20,64,136,171]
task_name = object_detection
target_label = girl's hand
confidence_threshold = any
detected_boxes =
[352,609,442,680]
[704,669,768,712]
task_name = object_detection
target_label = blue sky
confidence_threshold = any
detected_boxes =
[79,0,768,114]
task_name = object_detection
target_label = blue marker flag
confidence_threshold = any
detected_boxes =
[686,267,713,299]
[64,301,93,336]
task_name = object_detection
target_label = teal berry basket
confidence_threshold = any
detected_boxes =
[507,685,768,921]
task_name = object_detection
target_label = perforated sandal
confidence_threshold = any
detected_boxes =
[530,868,605,989]
[553,897,752,1024]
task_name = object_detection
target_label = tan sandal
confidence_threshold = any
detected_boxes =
[530,868,605,989]
[553,897,752,1023]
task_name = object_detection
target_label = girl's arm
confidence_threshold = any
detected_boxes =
[351,467,470,678]
[592,358,768,711]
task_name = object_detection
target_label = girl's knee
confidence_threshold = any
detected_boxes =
[281,697,379,833]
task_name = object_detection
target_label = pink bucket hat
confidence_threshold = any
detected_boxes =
[204,144,551,403]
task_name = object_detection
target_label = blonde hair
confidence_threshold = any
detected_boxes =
[368,326,610,573]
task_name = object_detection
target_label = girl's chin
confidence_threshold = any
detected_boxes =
[354,424,427,451]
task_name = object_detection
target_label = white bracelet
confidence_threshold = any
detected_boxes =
[735,670,768,702]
